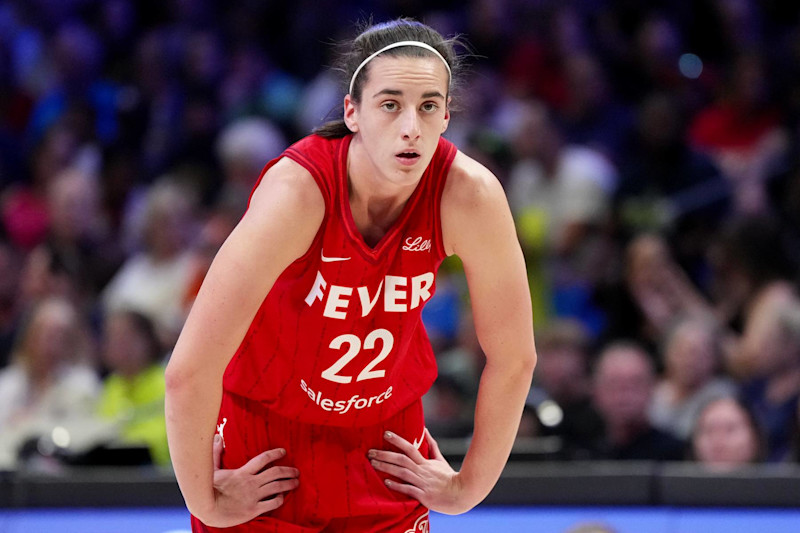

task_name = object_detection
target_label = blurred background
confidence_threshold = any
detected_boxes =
[0,0,800,530]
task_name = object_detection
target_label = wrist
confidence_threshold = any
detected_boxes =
[451,471,482,514]
[185,493,218,526]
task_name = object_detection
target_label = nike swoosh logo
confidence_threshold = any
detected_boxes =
[413,427,425,450]
[321,251,351,262]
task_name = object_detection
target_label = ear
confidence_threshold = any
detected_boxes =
[441,96,451,134]
[344,94,359,133]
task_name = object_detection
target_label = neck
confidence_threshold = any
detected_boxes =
[347,137,420,241]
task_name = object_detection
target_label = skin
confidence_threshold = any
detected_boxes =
[593,346,654,445]
[165,52,536,526]
[692,397,759,470]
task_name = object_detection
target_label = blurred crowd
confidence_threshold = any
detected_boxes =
[0,0,799,473]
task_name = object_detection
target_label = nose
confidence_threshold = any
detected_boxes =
[401,108,421,140]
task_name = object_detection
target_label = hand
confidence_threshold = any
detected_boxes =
[205,435,300,528]
[369,428,472,515]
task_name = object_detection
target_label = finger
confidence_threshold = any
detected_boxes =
[256,466,300,484]
[369,450,417,470]
[258,478,300,500]
[370,459,423,486]
[255,493,285,515]
[384,479,425,501]
[384,431,425,464]
[213,434,223,470]
[244,448,286,474]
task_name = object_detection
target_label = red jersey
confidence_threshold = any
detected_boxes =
[222,133,457,428]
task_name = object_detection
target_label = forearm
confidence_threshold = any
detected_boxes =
[457,355,534,508]
[165,369,222,520]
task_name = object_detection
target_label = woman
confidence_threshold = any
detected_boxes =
[97,309,169,466]
[166,18,536,531]
[690,396,764,471]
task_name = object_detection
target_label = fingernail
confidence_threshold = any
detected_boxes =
[213,435,221,444]
[371,460,378,467]
[278,448,286,456]
[368,450,376,458]
[385,479,392,486]
[385,431,393,439]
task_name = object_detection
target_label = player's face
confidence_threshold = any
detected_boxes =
[345,55,450,187]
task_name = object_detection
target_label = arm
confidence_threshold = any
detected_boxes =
[441,152,537,509]
[370,152,536,513]
[165,158,324,526]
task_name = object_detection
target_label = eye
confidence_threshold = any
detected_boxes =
[421,102,439,113]
[381,101,398,112]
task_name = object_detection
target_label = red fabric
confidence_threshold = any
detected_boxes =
[222,133,457,428]
[191,392,430,532]
[1,188,50,250]
[688,103,780,151]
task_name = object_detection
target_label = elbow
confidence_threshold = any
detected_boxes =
[522,348,537,379]
[164,360,184,394]
[164,359,196,397]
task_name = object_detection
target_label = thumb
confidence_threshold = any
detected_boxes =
[425,428,444,461]
[213,434,224,470]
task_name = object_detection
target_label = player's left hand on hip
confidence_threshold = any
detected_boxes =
[368,428,469,515]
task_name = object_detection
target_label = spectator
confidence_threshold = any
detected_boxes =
[526,319,603,457]
[649,314,737,440]
[688,51,788,215]
[25,165,122,310]
[588,341,684,460]
[0,297,99,468]
[506,99,617,329]
[101,178,198,350]
[690,395,764,471]
[603,233,712,350]
[735,284,800,461]
[2,122,78,251]
[214,116,286,219]
[615,92,731,279]
[706,215,798,335]
[96,309,169,466]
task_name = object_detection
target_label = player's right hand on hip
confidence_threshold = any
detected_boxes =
[206,435,300,527]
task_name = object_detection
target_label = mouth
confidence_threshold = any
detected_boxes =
[395,151,421,166]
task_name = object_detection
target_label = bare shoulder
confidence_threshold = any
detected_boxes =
[442,151,512,256]
[442,151,505,210]
[249,156,325,216]
[232,155,325,266]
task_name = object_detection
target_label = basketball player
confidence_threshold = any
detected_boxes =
[165,18,537,532]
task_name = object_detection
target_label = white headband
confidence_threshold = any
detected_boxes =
[349,40,452,96]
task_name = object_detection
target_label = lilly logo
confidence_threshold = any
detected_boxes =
[402,236,431,252]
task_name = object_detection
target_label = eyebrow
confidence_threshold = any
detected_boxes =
[372,89,446,100]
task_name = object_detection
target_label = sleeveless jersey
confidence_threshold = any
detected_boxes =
[222,133,457,427]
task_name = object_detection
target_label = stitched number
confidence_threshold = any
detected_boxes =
[322,329,394,383]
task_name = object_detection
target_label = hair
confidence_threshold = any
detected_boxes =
[592,339,655,378]
[688,394,766,463]
[314,18,466,138]
[11,297,87,369]
[659,312,724,364]
[110,309,163,365]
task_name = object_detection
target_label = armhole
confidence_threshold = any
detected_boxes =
[432,140,458,260]
[244,149,331,266]
[283,149,331,265]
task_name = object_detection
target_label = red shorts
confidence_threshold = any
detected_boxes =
[191,391,431,532]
